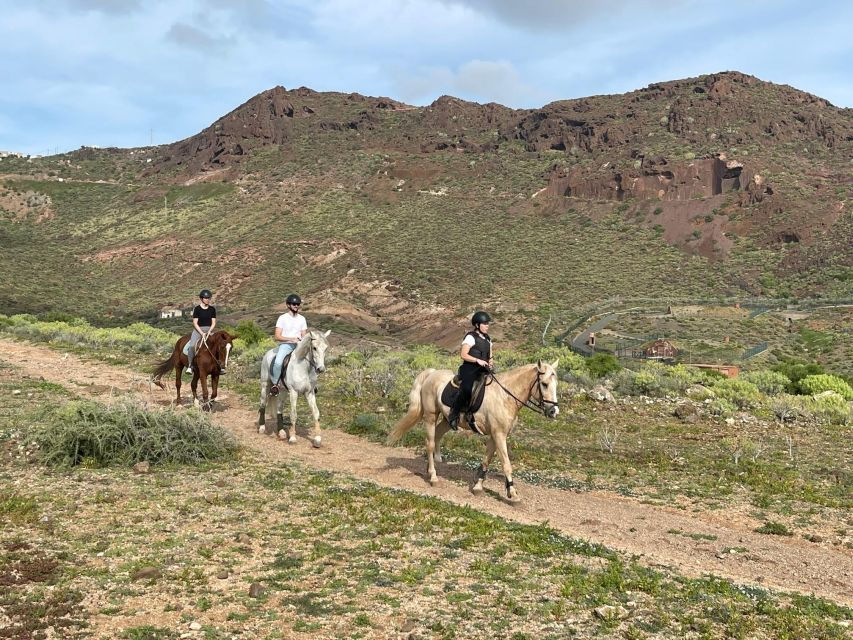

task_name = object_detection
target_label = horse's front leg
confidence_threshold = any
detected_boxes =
[210,374,219,407]
[305,389,322,448]
[471,437,496,495]
[424,411,439,486]
[199,373,211,410]
[493,432,518,502]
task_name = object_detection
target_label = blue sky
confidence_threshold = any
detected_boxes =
[2,0,851,156]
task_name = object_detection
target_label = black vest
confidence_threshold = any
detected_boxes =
[465,330,492,361]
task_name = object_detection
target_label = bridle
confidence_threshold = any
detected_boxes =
[199,332,229,370]
[488,366,559,417]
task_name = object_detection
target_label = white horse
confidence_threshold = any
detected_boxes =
[258,329,330,447]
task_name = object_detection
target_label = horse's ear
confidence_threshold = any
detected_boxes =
[551,358,559,370]
[537,358,543,371]
[323,329,331,338]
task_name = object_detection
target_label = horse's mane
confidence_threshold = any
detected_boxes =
[293,328,327,359]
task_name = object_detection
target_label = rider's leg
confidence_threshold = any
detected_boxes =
[270,343,295,394]
[449,367,476,430]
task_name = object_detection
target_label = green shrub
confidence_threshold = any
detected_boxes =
[798,374,853,400]
[712,378,760,408]
[743,370,790,396]
[754,521,793,536]
[665,364,704,392]
[235,319,267,346]
[27,399,238,467]
[709,398,737,418]
[802,393,852,425]
[772,359,824,391]
[585,353,621,379]
[634,370,662,395]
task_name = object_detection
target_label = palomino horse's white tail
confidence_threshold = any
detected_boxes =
[387,368,435,444]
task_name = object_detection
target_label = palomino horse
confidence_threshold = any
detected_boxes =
[152,331,234,409]
[257,329,330,447]
[388,360,559,501]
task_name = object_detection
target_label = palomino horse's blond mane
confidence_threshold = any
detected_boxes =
[388,359,559,501]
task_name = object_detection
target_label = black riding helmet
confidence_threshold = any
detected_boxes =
[286,293,302,306]
[199,289,213,299]
[471,311,491,327]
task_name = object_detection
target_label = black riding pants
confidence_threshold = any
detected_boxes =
[452,362,486,411]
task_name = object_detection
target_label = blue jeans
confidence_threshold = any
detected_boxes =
[271,343,296,383]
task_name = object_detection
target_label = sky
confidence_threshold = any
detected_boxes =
[1,0,851,156]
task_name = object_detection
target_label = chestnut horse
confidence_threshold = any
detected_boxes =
[388,360,559,501]
[152,330,234,409]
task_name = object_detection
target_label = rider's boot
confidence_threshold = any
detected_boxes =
[186,356,193,374]
[448,408,460,431]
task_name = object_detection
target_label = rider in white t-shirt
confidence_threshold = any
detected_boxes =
[270,293,307,395]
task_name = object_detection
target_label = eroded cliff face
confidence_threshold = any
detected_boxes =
[545,155,772,203]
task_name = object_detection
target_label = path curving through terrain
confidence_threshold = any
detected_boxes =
[1,337,851,606]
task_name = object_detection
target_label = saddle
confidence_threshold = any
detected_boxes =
[270,353,293,389]
[441,372,489,433]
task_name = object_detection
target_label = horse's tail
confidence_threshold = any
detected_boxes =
[151,352,178,388]
[387,368,433,445]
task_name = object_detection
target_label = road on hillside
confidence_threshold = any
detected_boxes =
[1,337,851,606]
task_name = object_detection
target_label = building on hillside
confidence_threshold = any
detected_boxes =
[690,364,740,378]
[159,307,183,319]
[643,338,678,359]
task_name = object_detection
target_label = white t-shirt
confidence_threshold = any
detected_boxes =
[275,313,307,339]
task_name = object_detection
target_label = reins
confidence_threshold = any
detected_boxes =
[199,332,225,369]
[488,367,559,416]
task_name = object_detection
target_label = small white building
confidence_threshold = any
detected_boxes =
[159,308,183,319]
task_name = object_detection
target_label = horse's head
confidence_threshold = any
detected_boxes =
[298,329,331,373]
[535,359,560,418]
[212,331,234,372]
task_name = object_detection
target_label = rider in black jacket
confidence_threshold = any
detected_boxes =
[448,311,493,430]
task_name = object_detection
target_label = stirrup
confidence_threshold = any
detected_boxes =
[448,412,460,431]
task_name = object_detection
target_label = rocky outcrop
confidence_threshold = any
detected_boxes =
[545,155,771,202]
[150,86,298,173]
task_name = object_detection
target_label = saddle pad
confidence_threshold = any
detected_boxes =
[440,373,488,414]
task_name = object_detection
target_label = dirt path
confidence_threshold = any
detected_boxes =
[2,337,851,606]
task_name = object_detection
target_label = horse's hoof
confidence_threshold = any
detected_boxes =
[258,426,266,435]
[429,477,439,487]
[311,436,321,448]
[433,454,443,464]
[470,485,483,495]
[289,436,298,445]
[505,492,521,504]
[277,430,288,441]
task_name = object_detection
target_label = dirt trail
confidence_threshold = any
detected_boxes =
[2,338,851,606]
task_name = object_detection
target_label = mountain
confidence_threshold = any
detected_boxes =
[1,71,851,342]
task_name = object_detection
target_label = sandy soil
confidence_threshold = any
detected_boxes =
[1,337,851,606]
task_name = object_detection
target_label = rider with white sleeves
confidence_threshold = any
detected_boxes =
[270,293,307,396]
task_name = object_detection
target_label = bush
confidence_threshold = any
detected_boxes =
[712,378,760,409]
[585,353,621,379]
[709,398,737,418]
[235,319,267,346]
[27,399,238,467]
[613,366,669,396]
[743,370,790,396]
[798,374,853,400]
[772,359,824,391]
